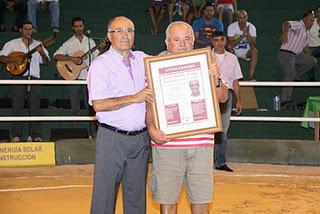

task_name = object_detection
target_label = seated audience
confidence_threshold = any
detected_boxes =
[186,0,205,24]
[168,0,195,23]
[148,0,167,35]
[27,0,59,33]
[215,0,237,28]
[0,0,27,32]
[192,2,223,48]
[227,10,258,80]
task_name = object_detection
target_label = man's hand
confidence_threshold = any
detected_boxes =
[235,100,242,115]
[243,25,250,37]
[39,1,49,10]
[70,57,83,65]
[279,33,288,44]
[208,56,221,85]
[134,88,154,103]
[148,126,168,145]
[13,55,25,65]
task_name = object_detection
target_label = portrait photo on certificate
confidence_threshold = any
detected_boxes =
[144,48,222,139]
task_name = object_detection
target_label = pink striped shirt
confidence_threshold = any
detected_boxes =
[280,20,308,54]
[151,133,214,148]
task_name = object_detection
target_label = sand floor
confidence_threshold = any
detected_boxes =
[0,163,320,214]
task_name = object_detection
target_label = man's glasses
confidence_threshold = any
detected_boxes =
[108,28,135,34]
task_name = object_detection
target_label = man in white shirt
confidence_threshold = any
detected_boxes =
[0,20,49,142]
[227,10,257,80]
[27,0,59,33]
[307,6,320,81]
[54,17,99,138]
[211,30,242,172]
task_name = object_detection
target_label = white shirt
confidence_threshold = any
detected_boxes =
[54,35,98,80]
[212,49,243,89]
[307,19,320,47]
[227,21,257,50]
[0,38,49,78]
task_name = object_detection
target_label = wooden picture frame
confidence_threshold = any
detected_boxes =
[144,48,222,139]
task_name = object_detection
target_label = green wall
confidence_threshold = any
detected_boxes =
[0,0,319,140]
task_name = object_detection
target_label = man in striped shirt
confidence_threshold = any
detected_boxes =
[147,21,228,214]
[278,10,317,109]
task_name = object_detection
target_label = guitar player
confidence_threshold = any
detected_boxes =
[53,17,99,138]
[0,20,49,142]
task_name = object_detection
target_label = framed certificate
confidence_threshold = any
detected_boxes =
[144,48,222,139]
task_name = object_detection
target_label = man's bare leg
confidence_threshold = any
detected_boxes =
[191,203,209,214]
[247,47,258,80]
[160,204,177,214]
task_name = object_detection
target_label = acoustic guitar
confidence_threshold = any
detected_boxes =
[6,33,57,76]
[56,39,107,80]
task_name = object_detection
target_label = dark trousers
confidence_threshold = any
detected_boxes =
[68,85,96,136]
[11,76,41,138]
[0,0,27,27]
[90,126,150,214]
[214,90,232,167]
[278,51,317,102]
[308,46,320,79]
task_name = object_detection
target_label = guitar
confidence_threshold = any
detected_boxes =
[6,33,57,76]
[56,39,107,80]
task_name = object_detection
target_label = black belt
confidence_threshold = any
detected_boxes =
[280,49,296,55]
[99,123,147,136]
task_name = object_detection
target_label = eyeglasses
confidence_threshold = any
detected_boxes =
[108,28,135,34]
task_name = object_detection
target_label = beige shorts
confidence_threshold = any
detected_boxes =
[234,47,251,61]
[149,147,214,204]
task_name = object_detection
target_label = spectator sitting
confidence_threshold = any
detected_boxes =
[27,0,59,33]
[0,0,27,32]
[168,0,194,24]
[192,2,224,48]
[148,0,167,35]
[215,0,237,28]
[186,0,205,24]
[307,6,320,81]
[227,10,258,80]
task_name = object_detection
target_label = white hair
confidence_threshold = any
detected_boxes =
[165,21,195,45]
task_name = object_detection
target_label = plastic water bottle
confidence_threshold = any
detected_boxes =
[273,95,280,111]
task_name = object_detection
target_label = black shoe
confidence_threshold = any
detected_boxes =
[215,164,234,172]
[281,100,296,110]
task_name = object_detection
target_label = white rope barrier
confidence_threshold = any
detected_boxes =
[0,80,320,86]
[0,116,95,121]
[0,116,319,122]
[0,80,86,85]
[231,116,320,122]
[0,80,318,123]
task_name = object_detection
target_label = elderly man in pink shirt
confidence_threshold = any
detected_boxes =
[278,10,317,110]
[87,16,153,214]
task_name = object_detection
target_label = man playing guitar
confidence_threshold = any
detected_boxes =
[0,20,49,142]
[54,17,99,138]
